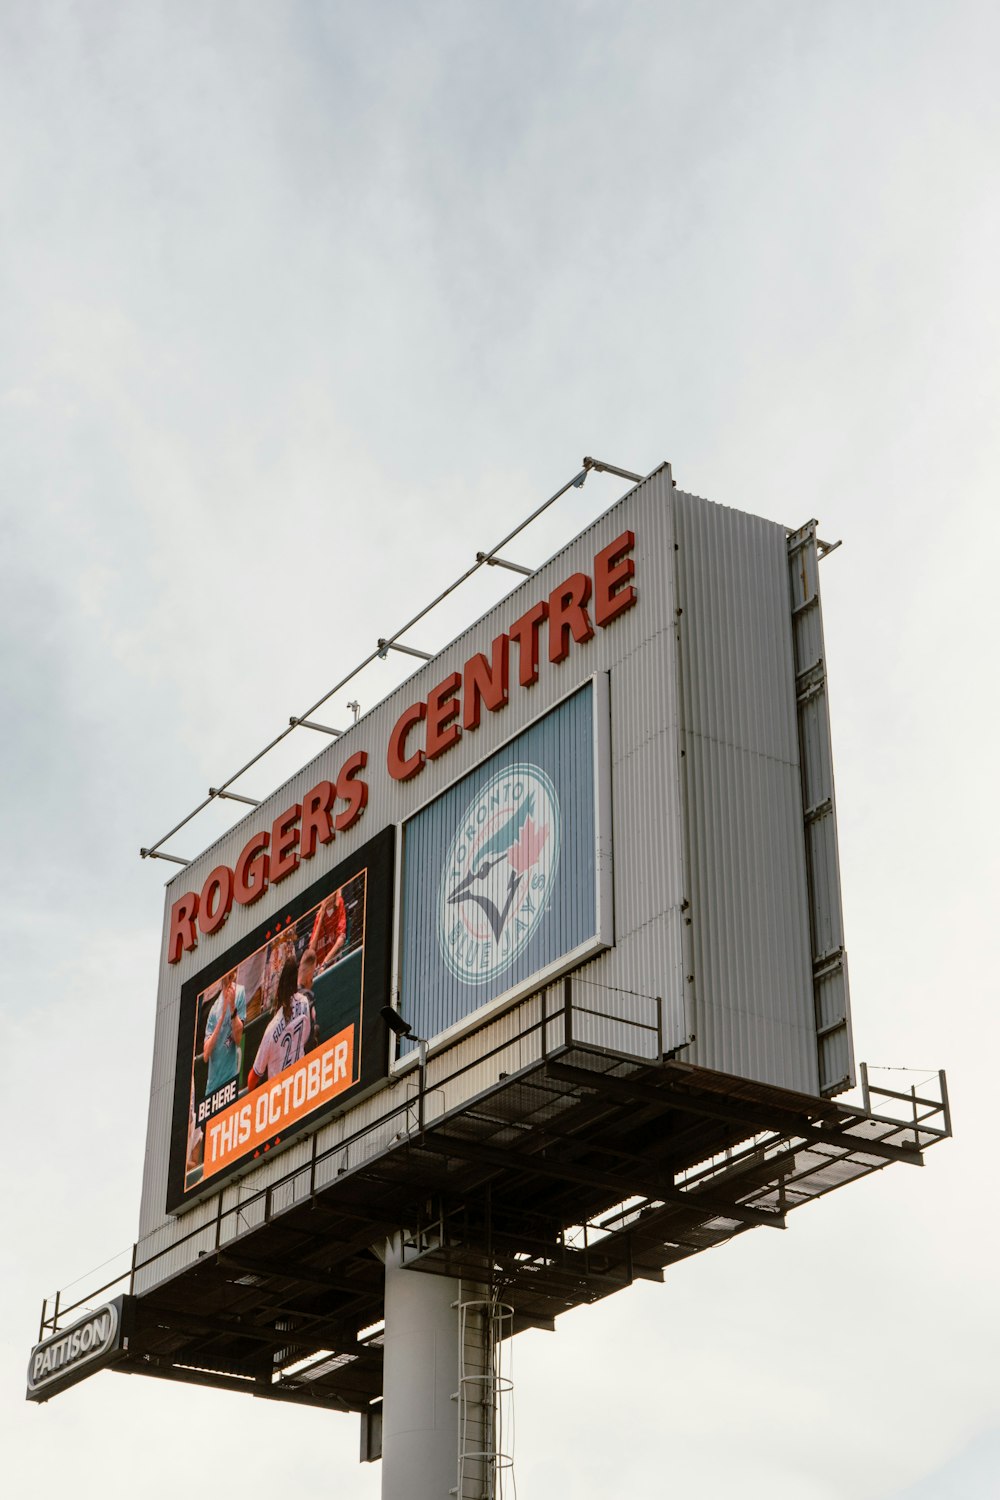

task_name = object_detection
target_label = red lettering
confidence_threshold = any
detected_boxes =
[168,892,199,964]
[270,804,301,885]
[463,635,509,730]
[198,867,233,936]
[234,831,270,905]
[426,672,461,760]
[508,601,548,687]
[594,530,637,626]
[300,781,335,859]
[548,572,594,663]
[335,751,369,831]
[388,702,427,781]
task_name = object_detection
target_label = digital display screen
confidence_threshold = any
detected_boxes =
[167,828,393,1212]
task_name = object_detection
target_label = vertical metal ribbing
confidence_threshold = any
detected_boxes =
[787,522,854,1095]
[675,493,818,1092]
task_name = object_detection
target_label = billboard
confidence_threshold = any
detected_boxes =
[397,677,611,1051]
[167,828,394,1212]
[134,474,849,1265]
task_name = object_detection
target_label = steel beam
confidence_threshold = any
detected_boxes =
[545,1062,924,1167]
[421,1133,785,1229]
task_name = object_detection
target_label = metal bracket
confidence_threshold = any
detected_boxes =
[289,718,344,736]
[139,455,652,862]
[138,848,191,866]
[208,788,261,807]
[582,456,645,484]
[475,552,534,577]
[377,639,434,661]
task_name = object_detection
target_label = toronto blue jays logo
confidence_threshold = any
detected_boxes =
[438,763,560,985]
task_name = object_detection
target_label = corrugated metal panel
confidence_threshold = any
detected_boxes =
[566,958,664,1061]
[787,522,854,1095]
[674,493,818,1093]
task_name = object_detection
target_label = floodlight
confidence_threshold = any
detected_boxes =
[380,1006,413,1040]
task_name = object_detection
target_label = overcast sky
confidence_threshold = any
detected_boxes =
[3,3,998,1496]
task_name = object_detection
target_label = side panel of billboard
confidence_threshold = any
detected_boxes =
[674,494,819,1093]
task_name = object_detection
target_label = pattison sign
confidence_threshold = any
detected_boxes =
[27,1297,129,1401]
[167,530,637,965]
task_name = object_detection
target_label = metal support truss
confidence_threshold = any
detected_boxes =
[139,457,651,863]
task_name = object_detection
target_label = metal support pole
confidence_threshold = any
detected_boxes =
[382,1235,480,1500]
[417,1038,428,1135]
[939,1069,952,1138]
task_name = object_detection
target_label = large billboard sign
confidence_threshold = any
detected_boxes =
[167,829,393,1212]
[397,678,611,1051]
[139,475,848,1247]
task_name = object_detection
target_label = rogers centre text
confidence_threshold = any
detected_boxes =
[168,530,636,963]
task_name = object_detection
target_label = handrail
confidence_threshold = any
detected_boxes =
[40,979,618,1336]
[38,981,948,1340]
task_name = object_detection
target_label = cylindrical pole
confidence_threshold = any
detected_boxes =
[381,1234,476,1500]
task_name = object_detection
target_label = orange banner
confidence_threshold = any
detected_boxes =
[202,1026,355,1179]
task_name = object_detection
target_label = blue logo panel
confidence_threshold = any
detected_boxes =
[400,683,596,1045]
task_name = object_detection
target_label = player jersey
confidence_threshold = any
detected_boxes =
[204,984,247,1094]
[252,994,315,1081]
[310,891,346,966]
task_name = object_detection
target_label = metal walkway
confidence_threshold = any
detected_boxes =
[34,994,950,1415]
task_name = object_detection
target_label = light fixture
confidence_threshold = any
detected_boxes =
[380,1006,413,1040]
[380,1007,429,1082]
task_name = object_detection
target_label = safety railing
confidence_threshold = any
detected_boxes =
[38,976,664,1340]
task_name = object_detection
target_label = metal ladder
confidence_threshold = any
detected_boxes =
[454,1290,514,1499]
